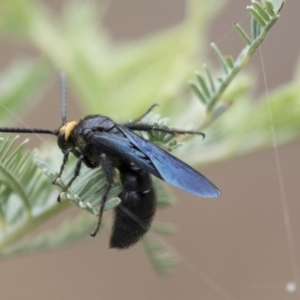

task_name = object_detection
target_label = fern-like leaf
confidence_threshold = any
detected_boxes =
[188,0,284,123]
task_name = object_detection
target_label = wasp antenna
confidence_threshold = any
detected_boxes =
[60,72,67,125]
[0,127,56,135]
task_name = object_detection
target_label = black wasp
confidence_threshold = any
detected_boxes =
[0,74,221,249]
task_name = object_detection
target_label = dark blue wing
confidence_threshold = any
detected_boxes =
[90,128,221,198]
[90,131,162,180]
[118,126,221,198]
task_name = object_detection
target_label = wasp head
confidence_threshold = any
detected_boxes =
[57,120,79,153]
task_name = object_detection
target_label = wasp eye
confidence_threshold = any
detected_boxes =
[57,130,67,151]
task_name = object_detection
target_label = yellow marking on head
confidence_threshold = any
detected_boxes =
[59,121,79,140]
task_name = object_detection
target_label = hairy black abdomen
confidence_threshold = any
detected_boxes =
[110,164,156,249]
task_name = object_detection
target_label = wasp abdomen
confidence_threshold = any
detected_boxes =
[110,164,156,249]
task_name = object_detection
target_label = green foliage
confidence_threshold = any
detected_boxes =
[0,136,69,255]
[0,59,52,125]
[0,0,293,276]
[188,0,283,121]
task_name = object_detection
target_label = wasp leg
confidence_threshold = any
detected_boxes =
[57,155,84,202]
[90,153,115,237]
[52,149,72,185]
[122,104,158,126]
[125,123,205,139]
[133,104,158,123]
[52,148,85,185]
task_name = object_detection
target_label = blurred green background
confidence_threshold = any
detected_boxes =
[0,0,300,299]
